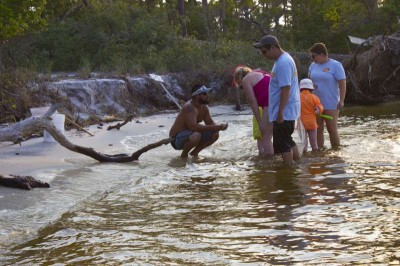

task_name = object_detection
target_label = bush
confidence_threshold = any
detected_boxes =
[0,69,36,122]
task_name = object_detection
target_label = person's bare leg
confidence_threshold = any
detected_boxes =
[189,133,219,156]
[261,108,274,156]
[308,129,318,151]
[304,131,309,153]
[263,126,274,156]
[282,145,300,165]
[324,109,340,148]
[181,132,201,158]
[317,115,325,148]
[257,139,264,156]
[281,151,293,165]
[292,145,301,160]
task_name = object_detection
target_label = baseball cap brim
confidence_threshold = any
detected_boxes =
[192,86,212,96]
[253,35,279,48]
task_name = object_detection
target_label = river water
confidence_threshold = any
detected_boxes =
[0,102,399,265]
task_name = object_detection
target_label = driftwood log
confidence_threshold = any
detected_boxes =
[107,115,134,130]
[0,175,50,190]
[0,104,173,190]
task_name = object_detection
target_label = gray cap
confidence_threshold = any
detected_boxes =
[253,35,279,48]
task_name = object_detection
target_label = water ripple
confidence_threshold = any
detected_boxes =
[2,104,400,265]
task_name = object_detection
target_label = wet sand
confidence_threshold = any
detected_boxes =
[0,111,178,176]
[0,106,238,177]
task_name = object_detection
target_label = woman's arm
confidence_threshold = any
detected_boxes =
[338,79,346,109]
[242,75,263,128]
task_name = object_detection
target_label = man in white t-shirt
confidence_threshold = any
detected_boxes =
[254,35,301,165]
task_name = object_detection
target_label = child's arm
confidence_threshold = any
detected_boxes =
[314,95,323,114]
[313,95,332,119]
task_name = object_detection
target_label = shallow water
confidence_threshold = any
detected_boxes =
[1,103,399,265]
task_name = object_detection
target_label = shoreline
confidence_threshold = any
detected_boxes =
[0,111,179,177]
[0,105,240,178]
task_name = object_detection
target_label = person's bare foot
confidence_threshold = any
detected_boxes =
[189,156,202,163]
[168,156,187,168]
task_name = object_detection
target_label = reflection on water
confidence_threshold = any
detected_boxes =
[1,102,400,265]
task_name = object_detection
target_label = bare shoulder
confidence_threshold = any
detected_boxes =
[243,71,263,86]
[200,104,210,113]
[181,101,195,113]
[198,105,211,119]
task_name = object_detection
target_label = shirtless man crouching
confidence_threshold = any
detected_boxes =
[169,84,228,158]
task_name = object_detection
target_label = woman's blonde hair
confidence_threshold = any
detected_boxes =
[233,65,252,87]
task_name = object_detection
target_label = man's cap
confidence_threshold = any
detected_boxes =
[253,35,279,48]
[192,85,212,96]
[299,78,315,90]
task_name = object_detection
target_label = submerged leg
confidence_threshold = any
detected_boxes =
[317,115,325,148]
[308,129,318,151]
[325,109,340,148]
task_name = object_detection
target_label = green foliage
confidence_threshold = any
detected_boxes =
[78,56,91,79]
[1,0,400,74]
[378,0,400,33]
[0,0,47,40]
[0,68,36,122]
[1,0,399,119]
[156,37,270,74]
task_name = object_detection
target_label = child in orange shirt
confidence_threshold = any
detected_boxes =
[299,78,323,152]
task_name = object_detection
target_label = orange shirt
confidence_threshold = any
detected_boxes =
[300,90,323,130]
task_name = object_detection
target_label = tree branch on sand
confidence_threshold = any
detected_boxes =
[107,115,134,130]
[0,104,173,190]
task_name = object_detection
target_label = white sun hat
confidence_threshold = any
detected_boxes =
[299,78,315,90]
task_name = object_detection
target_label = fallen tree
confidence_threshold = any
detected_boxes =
[342,30,400,103]
[0,104,173,190]
[0,175,50,190]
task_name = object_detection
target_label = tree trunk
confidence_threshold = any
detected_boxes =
[219,0,226,33]
[202,0,211,40]
[177,0,187,37]
[363,0,378,20]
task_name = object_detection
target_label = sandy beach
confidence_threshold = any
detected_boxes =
[0,111,178,177]
[0,105,239,177]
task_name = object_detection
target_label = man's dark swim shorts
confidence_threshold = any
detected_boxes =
[273,120,296,154]
[170,130,215,150]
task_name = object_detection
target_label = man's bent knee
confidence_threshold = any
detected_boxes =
[189,132,201,143]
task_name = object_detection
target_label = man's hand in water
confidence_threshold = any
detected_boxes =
[219,123,229,131]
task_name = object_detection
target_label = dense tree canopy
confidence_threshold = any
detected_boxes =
[0,0,399,72]
[0,0,47,41]
[0,0,399,122]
